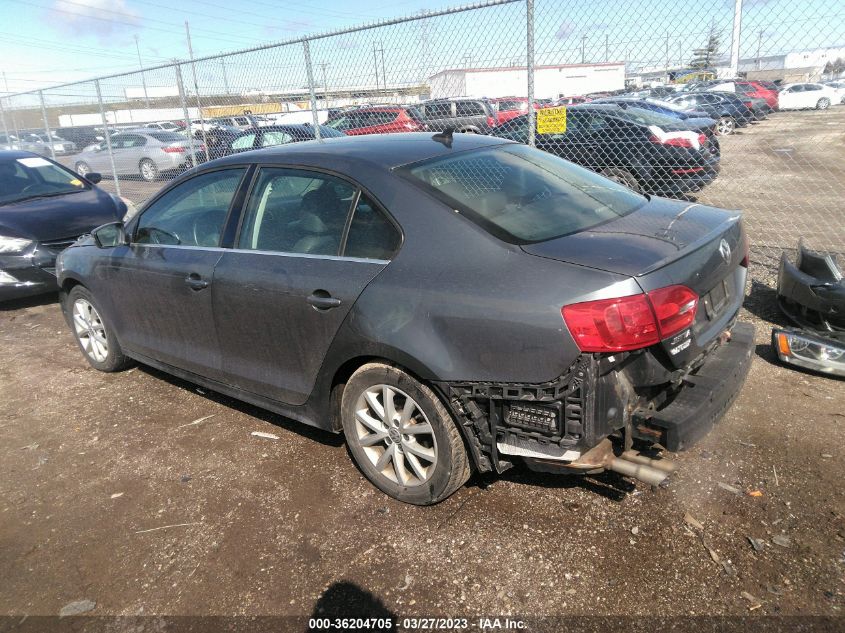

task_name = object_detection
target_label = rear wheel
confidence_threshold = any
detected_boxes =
[341,363,470,505]
[716,116,736,135]
[600,167,641,192]
[75,162,91,177]
[816,98,830,110]
[139,158,158,182]
[66,286,131,372]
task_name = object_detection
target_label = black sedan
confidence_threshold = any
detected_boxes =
[56,133,752,504]
[492,104,720,196]
[205,124,344,159]
[666,92,754,135]
[0,151,125,301]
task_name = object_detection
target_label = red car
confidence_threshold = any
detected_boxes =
[489,97,541,125]
[728,81,779,110]
[326,106,425,135]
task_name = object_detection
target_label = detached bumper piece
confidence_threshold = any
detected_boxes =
[773,328,845,378]
[631,322,755,451]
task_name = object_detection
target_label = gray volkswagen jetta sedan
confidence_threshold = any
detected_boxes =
[57,133,753,505]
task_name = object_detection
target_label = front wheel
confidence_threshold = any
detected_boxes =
[139,158,159,182]
[816,98,830,110]
[600,167,641,192]
[341,363,470,505]
[65,286,131,372]
[716,116,736,135]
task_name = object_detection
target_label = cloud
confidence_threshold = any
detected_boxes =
[50,0,142,42]
[555,22,576,40]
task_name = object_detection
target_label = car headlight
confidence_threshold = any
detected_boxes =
[0,236,34,254]
[772,328,845,377]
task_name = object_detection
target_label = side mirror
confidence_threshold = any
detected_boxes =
[92,222,127,249]
[86,172,102,184]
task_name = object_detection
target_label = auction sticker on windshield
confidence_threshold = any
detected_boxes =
[17,157,52,168]
[536,105,567,134]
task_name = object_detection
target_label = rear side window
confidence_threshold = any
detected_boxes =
[344,195,400,260]
[148,132,185,143]
[456,101,485,117]
[237,168,355,255]
[404,144,645,243]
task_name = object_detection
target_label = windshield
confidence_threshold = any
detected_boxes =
[404,144,646,243]
[0,155,88,205]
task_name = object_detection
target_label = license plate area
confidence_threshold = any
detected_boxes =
[703,277,731,321]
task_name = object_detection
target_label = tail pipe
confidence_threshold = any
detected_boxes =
[607,453,674,487]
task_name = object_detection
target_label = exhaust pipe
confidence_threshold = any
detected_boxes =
[621,450,678,474]
[607,456,670,487]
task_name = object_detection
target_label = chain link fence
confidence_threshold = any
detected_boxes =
[2,0,843,316]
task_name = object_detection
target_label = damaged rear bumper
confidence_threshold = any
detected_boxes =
[438,320,754,479]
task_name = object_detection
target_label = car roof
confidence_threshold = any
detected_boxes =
[210,132,513,169]
[0,149,41,159]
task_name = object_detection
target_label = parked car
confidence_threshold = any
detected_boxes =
[664,92,753,135]
[591,97,716,128]
[56,132,752,504]
[705,80,779,111]
[488,97,542,125]
[778,83,840,110]
[210,115,266,129]
[822,80,845,104]
[73,129,206,182]
[557,95,589,105]
[55,126,106,151]
[144,121,183,132]
[24,132,77,155]
[0,151,126,301]
[418,98,497,133]
[0,133,49,155]
[492,104,720,196]
[325,106,426,135]
[208,124,344,159]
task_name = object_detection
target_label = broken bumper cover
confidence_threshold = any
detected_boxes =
[632,321,755,451]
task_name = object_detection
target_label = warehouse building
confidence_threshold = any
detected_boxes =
[428,62,626,99]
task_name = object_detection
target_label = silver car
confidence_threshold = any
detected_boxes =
[27,132,77,156]
[0,133,50,156]
[73,129,203,182]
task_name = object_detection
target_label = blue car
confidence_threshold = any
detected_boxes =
[0,150,126,301]
[593,97,716,129]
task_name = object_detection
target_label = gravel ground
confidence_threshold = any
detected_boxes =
[4,108,844,626]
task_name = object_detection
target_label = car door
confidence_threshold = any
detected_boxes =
[211,167,401,405]
[101,167,249,379]
[116,134,147,173]
[801,84,822,107]
[537,111,599,169]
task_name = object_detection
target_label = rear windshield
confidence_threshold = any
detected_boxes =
[496,100,527,111]
[403,144,646,243]
[611,106,680,127]
[148,132,185,142]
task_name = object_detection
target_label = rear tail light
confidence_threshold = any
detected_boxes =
[648,126,703,150]
[562,285,698,353]
[745,102,753,109]
[698,133,706,146]
[162,146,186,153]
[486,115,496,127]
[740,238,749,268]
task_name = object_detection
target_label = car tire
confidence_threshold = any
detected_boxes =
[75,162,91,177]
[816,98,830,110]
[600,167,641,192]
[65,285,131,373]
[341,362,470,505]
[139,158,159,182]
[716,116,736,135]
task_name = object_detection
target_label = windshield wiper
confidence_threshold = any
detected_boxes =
[1,189,86,206]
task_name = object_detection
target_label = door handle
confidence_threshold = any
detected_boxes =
[185,274,209,290]
[307,291,341,310]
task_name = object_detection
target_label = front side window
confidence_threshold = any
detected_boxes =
[404,144,646,243]
[456,101,485,117]
[424,102,453,118]
[237,168,355,256]
[135,169,245,247]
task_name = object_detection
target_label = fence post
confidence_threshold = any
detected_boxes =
[729,0,744,77]
[38,91,57,160]
[526,0,535,147]
[174,64,197,165]
[186,22,210,163]
[303,39,322,141]
[94,80,121,197]
[0,99,10,146]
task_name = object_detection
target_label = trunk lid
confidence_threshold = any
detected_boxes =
[523,197,747,366]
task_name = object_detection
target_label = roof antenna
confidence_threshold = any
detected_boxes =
[432,127,455,148]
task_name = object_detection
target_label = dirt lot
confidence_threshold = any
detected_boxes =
[4,109,845,624]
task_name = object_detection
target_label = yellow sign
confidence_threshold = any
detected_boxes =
[536,106,567,134]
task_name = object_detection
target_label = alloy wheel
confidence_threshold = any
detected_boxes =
[72,298,109,363]
[717,117,735,135]
[140,160,157,182]
[817,98,830,110]
[353,385,438,486]
[75,162,90,177]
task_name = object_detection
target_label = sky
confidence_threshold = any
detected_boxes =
[0,0,842,100]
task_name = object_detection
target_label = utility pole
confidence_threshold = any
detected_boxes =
[134,35,150,108]
[729,0,744,76]
[3,71,19,138]
[666,32,670,71]
[581,35,587,64]
[756,30,764,70]
[679,41,683,68]
[221,58,231,95]
[605,34,609,62]
[185,21,208,163]
[319,63,329,107]
[379,44,387,96]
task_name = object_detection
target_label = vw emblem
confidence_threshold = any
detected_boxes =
[718,239,732,264]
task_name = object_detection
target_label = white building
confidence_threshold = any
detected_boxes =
[428,63,626,99]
